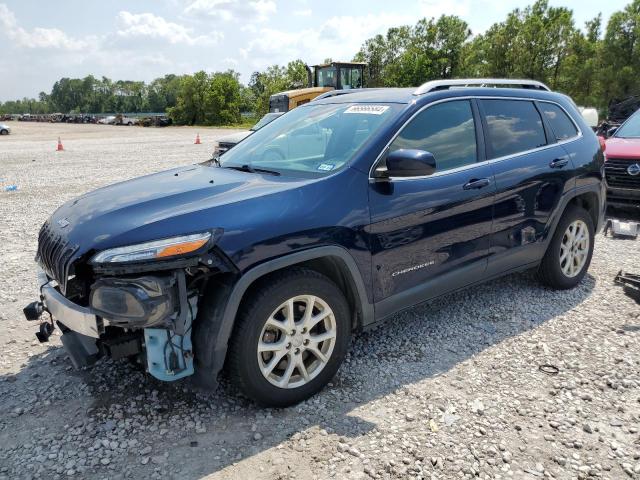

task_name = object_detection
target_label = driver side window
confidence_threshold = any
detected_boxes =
[389,100,478,173]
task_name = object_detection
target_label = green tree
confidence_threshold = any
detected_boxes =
[600,0,640,103]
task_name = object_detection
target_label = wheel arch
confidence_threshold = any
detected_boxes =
[193,246,372,388]
[546,185,604,245]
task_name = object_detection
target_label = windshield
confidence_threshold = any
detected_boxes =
[616,111,640,138]
[251,113,282,131]
[316,67,337,88]
[219,103,401,177]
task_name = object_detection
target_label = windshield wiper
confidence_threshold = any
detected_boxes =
[224,164,281,176]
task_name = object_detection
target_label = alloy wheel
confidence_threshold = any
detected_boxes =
[559,219,589,278]
[257,295,337,389]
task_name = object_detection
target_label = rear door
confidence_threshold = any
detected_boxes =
[479,98,577,275]
[368,99,496,316]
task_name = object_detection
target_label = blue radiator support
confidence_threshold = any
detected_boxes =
[144,296,196,381]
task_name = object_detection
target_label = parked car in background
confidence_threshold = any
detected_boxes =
[98,116,116,125]
[25,79,604,407]
[604,108,640,210]
[0,123,11,135]
[211,112,284,159]
[115,115,138,126]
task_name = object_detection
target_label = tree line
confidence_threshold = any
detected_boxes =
[1,0,639,124]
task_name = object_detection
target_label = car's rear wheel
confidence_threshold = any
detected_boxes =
[227,268,351,407]
[538,205,594,289]
[0,129,8,135]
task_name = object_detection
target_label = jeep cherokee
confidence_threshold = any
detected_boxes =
[25,78,605,407]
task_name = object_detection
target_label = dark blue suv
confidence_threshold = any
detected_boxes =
[26,79,605,406]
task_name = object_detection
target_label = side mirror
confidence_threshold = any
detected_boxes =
[607,127,618,138]
[376,149,437,178]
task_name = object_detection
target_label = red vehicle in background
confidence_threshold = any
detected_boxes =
[604,110,640,210]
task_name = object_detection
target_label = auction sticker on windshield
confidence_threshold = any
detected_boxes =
[344,105,390,115]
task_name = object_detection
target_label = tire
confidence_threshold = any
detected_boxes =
[0,129,8,135]
[227,268,351,407]
[538,205,594,289]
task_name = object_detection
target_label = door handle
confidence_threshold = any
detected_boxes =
[463,178,491,190]
[549,156,569,168]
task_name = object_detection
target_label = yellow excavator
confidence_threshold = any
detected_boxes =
[268,61,367,113]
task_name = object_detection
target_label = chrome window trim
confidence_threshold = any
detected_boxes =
[369,96,583,182]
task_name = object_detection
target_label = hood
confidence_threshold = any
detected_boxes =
[217,130,252,145]
[605,137,640,159]
[47,164,310,256]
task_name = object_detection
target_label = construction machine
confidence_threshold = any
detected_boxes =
[268,61,367,113]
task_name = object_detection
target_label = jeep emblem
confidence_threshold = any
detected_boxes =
[628,163,640,176]
[57,218,70,228]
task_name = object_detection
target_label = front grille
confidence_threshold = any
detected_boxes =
[36,222,78,294]
[605,157,640,189]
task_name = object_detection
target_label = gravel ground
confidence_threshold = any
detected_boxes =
[1,121,640,480]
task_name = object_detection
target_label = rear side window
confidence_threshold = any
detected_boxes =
[481,100,547,159]
[389,100,477,172]
[539,102,579,141]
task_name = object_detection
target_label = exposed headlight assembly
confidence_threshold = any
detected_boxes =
[91,232,213,264]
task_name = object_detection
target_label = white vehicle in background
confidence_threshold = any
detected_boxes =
[0,123,11,135]
[98,116,116,125]
[117,115,139,126]
[578,107,599,131]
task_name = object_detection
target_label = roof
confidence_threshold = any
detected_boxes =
[309,81,565,106]
[311,88,416,104]
[312,62,368,68]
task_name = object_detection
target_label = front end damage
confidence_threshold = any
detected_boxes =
[24,224,237,383]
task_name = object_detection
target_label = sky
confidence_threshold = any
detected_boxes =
[0,0,631,101]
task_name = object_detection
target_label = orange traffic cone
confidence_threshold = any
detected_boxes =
[194,133,201,145]
[56,137,64,151]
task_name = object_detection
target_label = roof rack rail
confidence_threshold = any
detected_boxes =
[414,78,550,95]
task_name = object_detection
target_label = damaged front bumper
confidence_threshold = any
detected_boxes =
[26,268,196,381]
[37,269,103,338]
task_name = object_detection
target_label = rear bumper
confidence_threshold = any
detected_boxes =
[38,269,102,338]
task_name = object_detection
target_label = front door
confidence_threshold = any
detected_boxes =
[368,99,496,318]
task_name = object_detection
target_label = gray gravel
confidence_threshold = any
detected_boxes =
[1,122,640,479]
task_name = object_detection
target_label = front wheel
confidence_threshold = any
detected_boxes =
[0,129,8,135]
[227,268,351,407]
[538,205,594,289]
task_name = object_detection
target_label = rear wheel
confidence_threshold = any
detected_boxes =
[538,205,594,289]
[0,129,8,135]
[227,268,351,407]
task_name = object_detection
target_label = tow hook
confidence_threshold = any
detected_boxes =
[23,301,55,343]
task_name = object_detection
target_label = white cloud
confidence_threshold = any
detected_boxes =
[222,57,239,67]
[0,3,88,50]
[293,9,312,17]
[184,0,276,22]
[239,12,414,69]
[116,11,223,45]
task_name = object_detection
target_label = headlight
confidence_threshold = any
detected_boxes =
[91,232,212,264]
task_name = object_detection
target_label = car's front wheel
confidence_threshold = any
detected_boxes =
[227,268,351,407]
[0,129,8,135]
[538,205,594,289]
